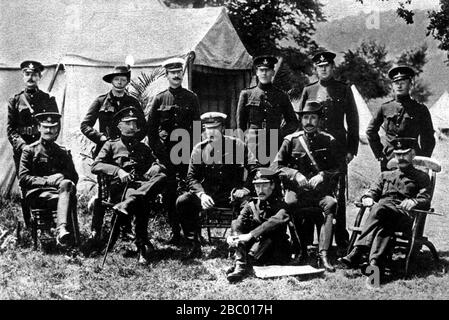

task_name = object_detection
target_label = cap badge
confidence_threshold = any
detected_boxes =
[28,63,34,69]
[263,59,268,65]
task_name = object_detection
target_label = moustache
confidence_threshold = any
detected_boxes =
[398,160,409,164]
[173,77,181,81]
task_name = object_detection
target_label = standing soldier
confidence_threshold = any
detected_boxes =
[236,55,298,166]
[81,65,142,241]
[7,60,59,228]
[91,107,167,263]
[273,101,343,272]
[298,51,359,253]
[147,57,200,245]
[226,168,291,283]
[366,65,435,171]
[19,112,78,247]
[176,112,259,259]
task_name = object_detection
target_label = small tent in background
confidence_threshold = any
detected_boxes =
[350,85,372,144]
[0,0,253,197]
[430,90,449,135]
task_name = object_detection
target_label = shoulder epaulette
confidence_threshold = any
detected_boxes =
[284,130,303,141]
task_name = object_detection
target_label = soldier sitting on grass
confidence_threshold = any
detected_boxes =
[226,168,291,283]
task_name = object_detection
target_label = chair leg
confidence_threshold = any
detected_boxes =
[423,240,439,263]
[405,238,419,277]
[347,207,367,255]
[70,205,80,247]
[31,220,38,251]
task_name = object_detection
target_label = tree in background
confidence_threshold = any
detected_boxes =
[356,0,449,62]
[335,41,392,100]
[396,45,432,102]
[164,0,325,92]
[335,41,431,102]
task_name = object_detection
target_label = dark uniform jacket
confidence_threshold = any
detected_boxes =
[91,137,160,180]
[273,130,342,194]
[147,86,200,160]
[187,135,259,199]
[7,88,59,153]
[366,95,435,160]
[80,91,142,146]
[298,78,359,158]
[236,196,290,240]
[363,165,431,210]
[19,139,78,197]
[236,82,298,138]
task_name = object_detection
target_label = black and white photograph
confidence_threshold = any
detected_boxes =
[0,0,448,303]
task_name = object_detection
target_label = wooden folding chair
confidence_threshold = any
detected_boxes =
[347,156,441,276]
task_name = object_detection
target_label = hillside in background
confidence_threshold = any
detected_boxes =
[314,9,449,106]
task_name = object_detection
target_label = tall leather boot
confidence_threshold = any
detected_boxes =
[227,244,250,283]
[56,181,76,246]
[319,250,336,272]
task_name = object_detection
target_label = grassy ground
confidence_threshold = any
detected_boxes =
[1,142,449,300]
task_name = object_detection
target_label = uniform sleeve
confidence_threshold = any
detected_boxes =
[91,142,121,177]
[272,139,299,181]
[322,137,342,180]
[366,104,385,159]
[418,106,436,157]
[236,90,248,132]
[279,93,299,138]
[414,173,432,209]
[345,85,360,156]
[18,146,48,189]
[147,95,162,153]
[80,97,104,145]
[363,173,384,202]
[47,95,59,112]
[62,150,79,185]
[6,97,26,153]
[296,88,309,131]
[187,146,205,195]
[234,204,255,231]
[191,92,201,123]
[250,205,290,239]
[243,140,260,190]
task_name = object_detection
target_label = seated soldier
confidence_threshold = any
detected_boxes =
[18,112,78,247]
[176,112,259,259]
[340,138,431,272]
[272,101,343,272]
[91,107,167,264]
[226,168,290,283]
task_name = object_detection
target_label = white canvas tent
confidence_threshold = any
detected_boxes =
[350,85,372,144]
[0,0,253,196]
[430,90,449,134]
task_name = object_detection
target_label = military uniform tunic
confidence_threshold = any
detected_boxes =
[236,83,298,164]
[231,196,290,263]
[273,130,341,252]
[366,95,435,169]
[147,86,200,235]
[147,86,200,162]
[91,137,167,246]
[176,135,259,241]
[355,166,431,261]
[19,139,78,197]
[81,91,142,154]
[298,78,359,159]
[298,78,359,246]
[7,88,59,170]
